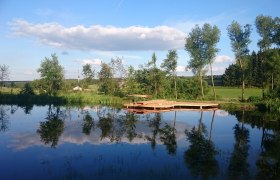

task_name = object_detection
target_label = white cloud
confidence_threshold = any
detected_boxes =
[214,55,233,63]
[81,59,102,66]
[9,19,186,51]
[176,65,186,72]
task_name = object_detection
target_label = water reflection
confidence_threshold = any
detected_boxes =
[82,112,95,135]
[184,111,218,179]
[1,104,280,179]
[146,113,162,151]
[256,123,280,179]
[227,111,250,179]
[0,105,9,132]
[37,105,65,148]
[124,112,138,142]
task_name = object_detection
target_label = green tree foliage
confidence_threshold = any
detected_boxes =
[274,17,280,46]
[222,64,242,87]
[82,64,94,88]
[177,77,209,99]
[161,49,178,99]
[37,54,64,96]
[227,21,251,101]
[255,15,277,94]
[123,66,142,95]
[202,24,220,100]
[185,25,208,98]
[0,64,9,90]
[98,62,116,95]
[20,83,35,95]
[147,52,159,97]
[110,57,127,79]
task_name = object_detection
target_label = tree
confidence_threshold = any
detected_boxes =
[227,21,251,101]
[222,63,242,87]
[37,54,64,96]
[202,24,220,100]
[98,62,115,95]
[82,64,94,87]
[0,64,9,90]
[185,25,208,98]
[147,52,159,97]
[123,66,142,95]
[110,57,127,79]
[161,49,178,99]
[20,83,35,95]
[255,15,275,94]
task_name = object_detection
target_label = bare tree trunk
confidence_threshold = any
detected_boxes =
[210,63,216,100]
[174,74,177,99]
[272,74,274,90]
[200,71,204,99]
[238,59,245,101]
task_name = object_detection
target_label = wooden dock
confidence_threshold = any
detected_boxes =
[123,99,219,111]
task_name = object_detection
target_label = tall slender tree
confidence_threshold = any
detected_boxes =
[185,25,208,98]
[82,63,94,87]
[227,21,251,101]
[147,52,158,96]
[161,49,178,99]
[255,15,275,93]
[202,24,220,100]
[0,64,9,91]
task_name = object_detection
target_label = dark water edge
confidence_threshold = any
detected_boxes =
[0,104,279,179]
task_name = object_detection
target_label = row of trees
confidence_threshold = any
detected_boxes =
[2,14,279,100]
[223,15,280,100]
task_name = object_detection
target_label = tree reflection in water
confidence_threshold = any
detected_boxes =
[184,111,218,179]
[159,111,177,155]
[227,110,250,179]
[97,108,114,141]
[146,113,162,151]
[124,112,138,142]
[0,105,9,132]
[82,112,95,135]
[37,105,65,148]
[256,125,280,179]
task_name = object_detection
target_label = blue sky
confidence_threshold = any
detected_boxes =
[0,0,279,80]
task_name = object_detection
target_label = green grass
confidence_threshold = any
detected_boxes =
[215,86,262,100]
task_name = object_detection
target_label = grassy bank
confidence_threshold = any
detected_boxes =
[0,87,273,112]
[214,86,262,100]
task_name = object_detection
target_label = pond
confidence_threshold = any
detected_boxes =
[0,104,279,179]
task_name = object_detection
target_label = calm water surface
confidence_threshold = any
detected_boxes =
[0,104,279,179]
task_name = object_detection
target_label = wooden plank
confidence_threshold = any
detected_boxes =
[123,100,219,110]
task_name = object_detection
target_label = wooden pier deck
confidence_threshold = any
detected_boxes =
[123,100,219,111]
